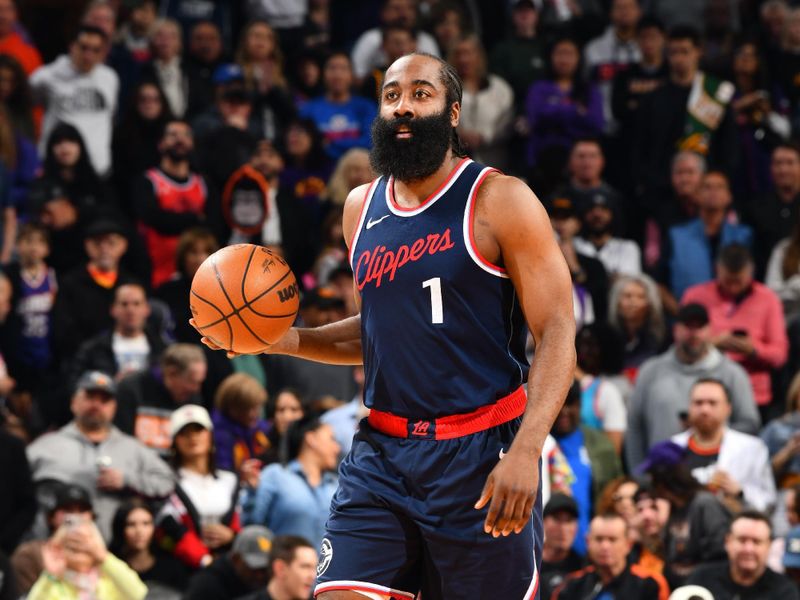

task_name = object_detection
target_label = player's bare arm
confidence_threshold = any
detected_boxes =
[192,183,369,363]
[474,173,577,538]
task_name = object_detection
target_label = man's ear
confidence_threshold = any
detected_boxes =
[450,101,460,128]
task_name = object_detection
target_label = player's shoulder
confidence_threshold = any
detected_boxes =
[479,171,541,207]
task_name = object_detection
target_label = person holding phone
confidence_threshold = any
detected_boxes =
[682,243,788,421]
[26,516,147,600]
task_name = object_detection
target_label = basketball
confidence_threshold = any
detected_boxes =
[190,244,300,353]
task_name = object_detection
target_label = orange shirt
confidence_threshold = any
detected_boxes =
[0,32,43,75]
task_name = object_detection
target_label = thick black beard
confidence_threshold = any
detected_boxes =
[369,108,453,182]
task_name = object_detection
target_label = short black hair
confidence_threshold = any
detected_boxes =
[75,24,109,44]
[381,20,416,41]
[773,141,800,160]
[270,535,315,569]
[717,243,752,272]
[690,377,731,404]
[668,24,702,47]
[637,15,665,33]
[17,221,50,245]
[730,509,772,536]
[564,379,581,407]
[284,414,324,462]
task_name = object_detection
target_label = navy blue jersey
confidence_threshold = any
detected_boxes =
[349,158,529,418]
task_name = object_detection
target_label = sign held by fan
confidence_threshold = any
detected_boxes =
[222,164,270,241]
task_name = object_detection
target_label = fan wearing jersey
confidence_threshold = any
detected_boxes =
[194,52,576,600]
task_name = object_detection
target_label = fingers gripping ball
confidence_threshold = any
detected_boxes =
[190,244,300,353]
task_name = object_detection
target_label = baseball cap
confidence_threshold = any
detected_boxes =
[668,586,714,600]
[547,197,577,218]
[53,483,93,512]
[213,63,245,85]
[169,404,213,438]
[543,493,578,519]
[676,303,710,328]
[301,286,346,310]
[635,440,686,475]
[84,217,128,239]
[785,526,800,568]
[585,193,617,214]
[77,371,117,396]
[232,525,274,569]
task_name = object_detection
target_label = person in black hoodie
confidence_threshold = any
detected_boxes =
[111,81,174,212]
[27,123,121,276]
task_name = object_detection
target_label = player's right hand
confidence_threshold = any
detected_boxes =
[189,318,299,358]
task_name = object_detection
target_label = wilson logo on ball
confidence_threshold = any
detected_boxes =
[278,283,299,303]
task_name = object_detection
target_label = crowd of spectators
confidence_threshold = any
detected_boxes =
[5,0,800,598]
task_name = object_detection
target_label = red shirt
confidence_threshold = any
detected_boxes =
[682,281,788,405]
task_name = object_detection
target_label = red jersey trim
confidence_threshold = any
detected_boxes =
[386,157,471,215]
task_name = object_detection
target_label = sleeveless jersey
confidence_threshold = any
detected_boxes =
[141,168,206,287]
[16,267,57,366]
[350,158,529,418]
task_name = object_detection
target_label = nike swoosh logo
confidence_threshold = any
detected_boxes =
[499,449,507,460]
[366,215,391,229]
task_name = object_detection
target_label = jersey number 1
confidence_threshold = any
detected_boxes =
[422,277,443,324]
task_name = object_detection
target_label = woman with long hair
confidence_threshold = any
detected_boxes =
[730,38,790,197]
[322,147,373,207]
[607,273,667,375]
[236,20,287,94]
[0,103,38,262]
[241,414,339,548]
[525,36,603,195]
[279,117,334,227]
[449,34,514,171]
[0,54,39,139]
[259,387,305,466]
[109,499,189,598]
[112,80,174,206]
[766,208,800,322]
[155,404,241,570]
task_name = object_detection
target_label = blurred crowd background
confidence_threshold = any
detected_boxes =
[5,0,800,598]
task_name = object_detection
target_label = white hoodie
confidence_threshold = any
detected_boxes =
[30,55,118,175]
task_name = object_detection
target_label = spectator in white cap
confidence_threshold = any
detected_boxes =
[26,371,174,541]
[183,525,273,600]
[155,404,241,570]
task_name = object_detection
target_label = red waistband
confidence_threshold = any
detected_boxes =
[366,386,527,440]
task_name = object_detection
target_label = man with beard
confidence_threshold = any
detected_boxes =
[686,511,799,599]
[625,303,760,471]
[194,52,576,599]
[574,195,641,279]
[25,371,173,540]
[131,119,208,288]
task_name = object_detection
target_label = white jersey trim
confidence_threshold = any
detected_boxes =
[314,580,416,599]
[462,166,508,278]
[523,559,539,600]
[348,178,382,267]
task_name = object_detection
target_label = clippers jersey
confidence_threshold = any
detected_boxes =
[349,158,529,418]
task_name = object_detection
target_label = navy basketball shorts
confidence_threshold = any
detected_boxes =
[314,417,543,599]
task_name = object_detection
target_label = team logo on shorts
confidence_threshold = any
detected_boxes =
[317,538,333,577]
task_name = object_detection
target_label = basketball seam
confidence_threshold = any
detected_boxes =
[212,256,272,348]
[239,246,297,318]
[190,289,233,349]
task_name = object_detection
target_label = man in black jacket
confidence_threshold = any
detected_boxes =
[68,282,166,390]
[184,525,272,600]
[686,510,799,599]
[553,513,668,599]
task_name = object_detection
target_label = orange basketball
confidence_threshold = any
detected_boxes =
[189,244,300,353]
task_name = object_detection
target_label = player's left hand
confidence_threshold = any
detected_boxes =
[474,447,539,537]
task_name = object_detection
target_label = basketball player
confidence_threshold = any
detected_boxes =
[194,52,575,600]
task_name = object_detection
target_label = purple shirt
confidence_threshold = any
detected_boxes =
[525,80,604,167]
